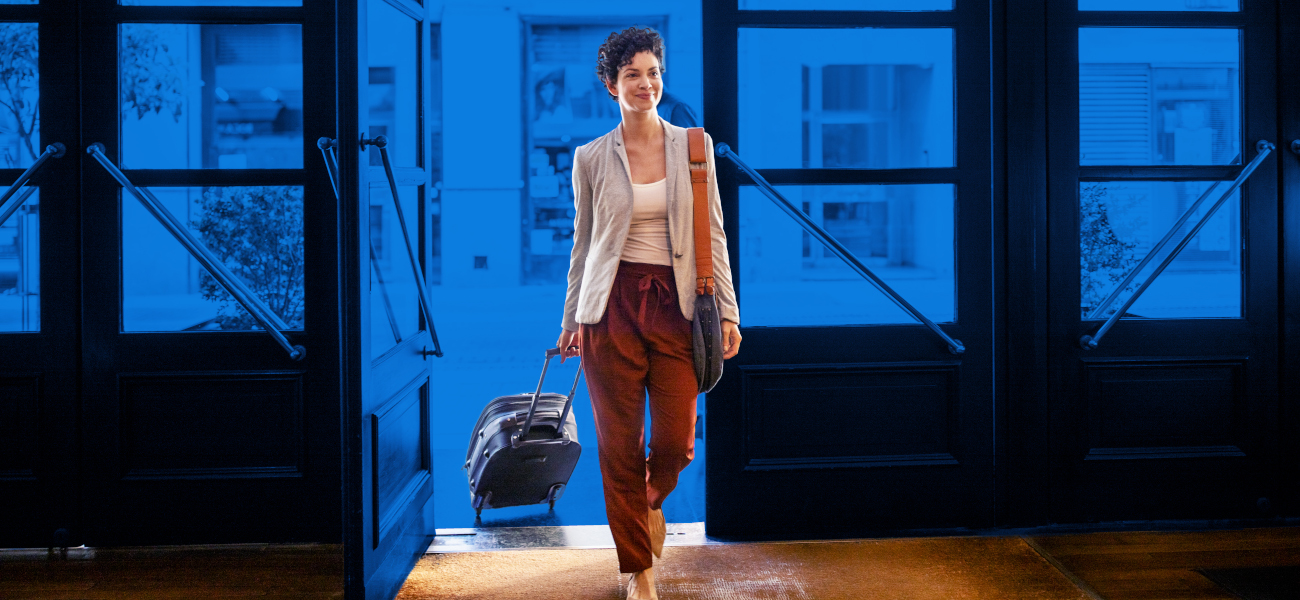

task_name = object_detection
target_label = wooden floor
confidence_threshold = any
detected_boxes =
[0,543,344,599]
[1028,527,1300,600]
[0,527,1296,599]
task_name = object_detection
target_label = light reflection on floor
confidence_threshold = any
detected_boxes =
[429,522,710,553]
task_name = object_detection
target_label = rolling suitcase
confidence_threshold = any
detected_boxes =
[464,347,583,517]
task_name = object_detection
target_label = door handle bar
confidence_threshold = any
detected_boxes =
[715,142,964,355]
[318,137,403,345]
[87,143,305,361]
[1080,140,1275,350]
[1086,153,1241,320]
[361,135,443,358]
[317,137,342,199]
[0,143,65,227]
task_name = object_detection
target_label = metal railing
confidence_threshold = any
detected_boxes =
[1079,140,1275,350]
[88,143,305,361]
[715,143,965,355]
[1,143,65,227]
[359,135,443,357]
[318,137,403,345]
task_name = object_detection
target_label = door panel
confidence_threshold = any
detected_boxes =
[737,362,962,470]
[704,2,994,537]
[76,4,339,544]
[346,0,437,597]
[1045,3,1279,522]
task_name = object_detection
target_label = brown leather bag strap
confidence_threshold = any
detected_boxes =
[687,127,714,296]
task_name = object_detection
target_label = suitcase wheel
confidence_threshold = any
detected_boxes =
[472,490,492,517]
[546,483,564,510]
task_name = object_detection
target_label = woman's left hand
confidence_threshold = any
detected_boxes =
[721,320,742,360]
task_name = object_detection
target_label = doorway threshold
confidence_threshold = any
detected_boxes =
[428,522,712,553]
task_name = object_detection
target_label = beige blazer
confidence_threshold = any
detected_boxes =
[562,117,739,332]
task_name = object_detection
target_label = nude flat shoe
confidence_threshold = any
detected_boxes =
[648,507,666,559]
[627,567,659,600]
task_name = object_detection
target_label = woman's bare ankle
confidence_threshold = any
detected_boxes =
[627,566,658,600]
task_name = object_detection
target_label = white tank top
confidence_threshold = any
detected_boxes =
[620,178,672,266]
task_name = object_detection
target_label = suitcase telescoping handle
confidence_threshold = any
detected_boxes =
[517,348,583,441]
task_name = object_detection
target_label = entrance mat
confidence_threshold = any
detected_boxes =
[1198,566,1300,600]
[397,536,1091,600]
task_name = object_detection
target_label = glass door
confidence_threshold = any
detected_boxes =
[344,0,440,597]
[1044,0,1281,522]
[3,0,344,548]
[703,0,997,535]
[78,0,343,545]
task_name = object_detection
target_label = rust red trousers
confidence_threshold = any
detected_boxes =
[580,261,697,574]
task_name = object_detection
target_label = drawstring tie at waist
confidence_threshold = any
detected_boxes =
[636,272,674,330]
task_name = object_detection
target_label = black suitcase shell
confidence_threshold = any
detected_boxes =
[464,349,582,515]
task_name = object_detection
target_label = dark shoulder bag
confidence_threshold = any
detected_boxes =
[688,127,724,393]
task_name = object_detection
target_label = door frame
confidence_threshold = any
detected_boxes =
[1002,0,1051,527]
[0,0,80,549]
[1279,0,1300,518]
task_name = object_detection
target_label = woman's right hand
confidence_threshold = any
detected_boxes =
[557,329,581,363]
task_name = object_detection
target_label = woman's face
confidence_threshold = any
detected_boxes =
[606,50,662,115]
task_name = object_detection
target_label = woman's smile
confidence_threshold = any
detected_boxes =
[606,50,664,115]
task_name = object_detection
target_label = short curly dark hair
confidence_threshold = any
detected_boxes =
[596,26,665,100]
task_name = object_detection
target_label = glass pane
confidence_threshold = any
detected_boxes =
[122,186,305,331]
[120,24,303,169]
[0,187,38,331]
[0,23,39,168]
[740,184,954,326]
[122,0,298,5]
[1079,28,1240,166]
[368,1,418,168]
[739,28,954,170]
[369,185,421,357]
[1080,0,1236,10]
[741,0,952,9]
[1080,181,1240,319]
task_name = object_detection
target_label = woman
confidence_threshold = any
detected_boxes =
[556,26,741,600]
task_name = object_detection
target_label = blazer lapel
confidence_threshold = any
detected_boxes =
[605,125,636,224]
[612,124,632,185]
